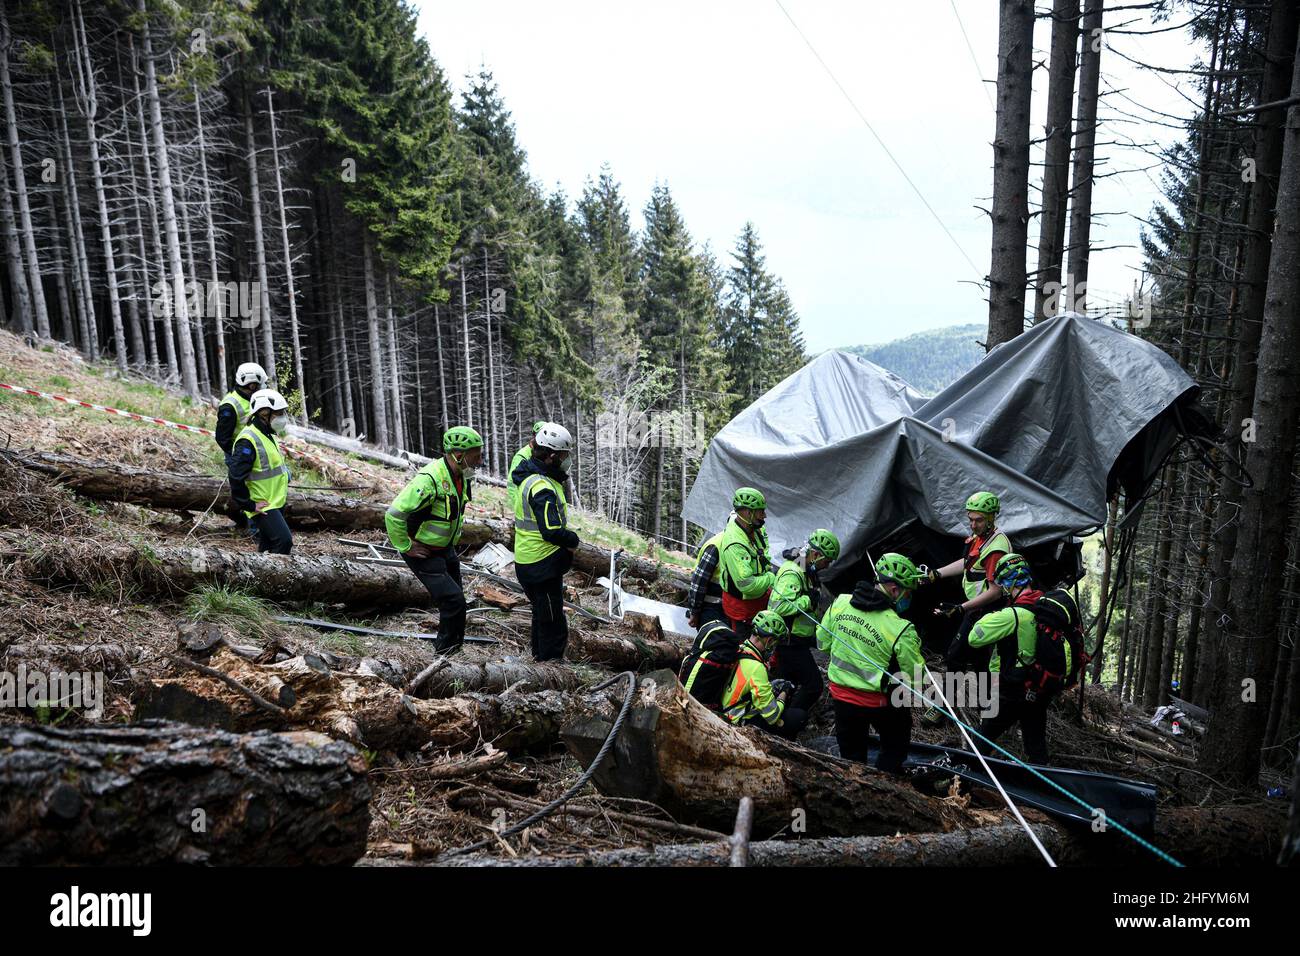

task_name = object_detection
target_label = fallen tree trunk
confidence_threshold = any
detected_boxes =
[408,657,585,699]
[0,720,369,865]
[566,626,684,671]
[563,669,977,838]
[4,532,429,607]
[3,449,688,590]
[435,822,1068,867]
[134,648,588,753]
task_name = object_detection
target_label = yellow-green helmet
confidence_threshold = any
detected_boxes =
[751,609,788,639]
[733,487,766,510]
[443,425,484,452]
[808,529,840,562]
[965,491,1000,515]
[532,420,546,434]
[875,552,922,590]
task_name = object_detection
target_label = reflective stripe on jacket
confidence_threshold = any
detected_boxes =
[721,643,784,726]
[718,517,774,600]
[514,472,568,565]
[962,530,1012,601]
[385,456,468,552]
[235,423,288,518]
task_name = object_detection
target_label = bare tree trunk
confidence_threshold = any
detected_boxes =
[384,271,403,445]
[461,264,472,427]
[1033,0,1079,322]
[55,76,96,358]
[1089,496,1118,681]
[0,3,50,339]
[1064,0,1104,309]
[194,85,225,388]
[71,0,127,370]
[44,190,74,342]
[126,35,159,371]
[985,0,1035,349]
[0,142,31,334]
[435,303,449,433]
[361,235,389,446]
[265,88,305,418]
[242,82,274,372]
[139,0,199,398]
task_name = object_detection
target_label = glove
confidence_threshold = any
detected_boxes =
[406,541,433,560]
[934,602,963,619]
[771,679,795,698]
[919,566,941,586]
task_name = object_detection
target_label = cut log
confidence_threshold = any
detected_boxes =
[5,531,429,607]
[2,448,689,590]
[475,581,526,610]
[562,669,977,837]
[408,656,584,699]
[3,448,388,531]
[0,720,369,865]
[133,648,585,753]
[432,822,1069,867]
[566,627,685,671]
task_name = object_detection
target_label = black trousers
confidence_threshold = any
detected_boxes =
[694,603,727,628]
[402,549,466,653]
[771,638,823,711]
[976,688,1054,765]
[516,549,573,661]
[833,698,912,773]
[741,705,807,740]
[251,508,293,554]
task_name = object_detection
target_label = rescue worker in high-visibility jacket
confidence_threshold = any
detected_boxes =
[679,617,742,711]
[507,420,546,513]
[511,422,579,661]
[721,610,806,739]
[924,491,1013,670]
[959,554,1073,766]
[818,553,926,772]
[228,388,293,555]
[215,362,267,531]
[385,425,482,654]
[215,362,267,464]
[717,487,775,639]
[768,528,840,710]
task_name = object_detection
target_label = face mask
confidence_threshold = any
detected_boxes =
[895,591,912,612]
[270,414,288,434]
[554,455,572,475]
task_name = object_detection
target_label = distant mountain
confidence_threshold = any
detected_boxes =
[842,323,985,397]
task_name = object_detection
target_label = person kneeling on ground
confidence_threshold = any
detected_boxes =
[720,610,807,740]
[679,617,742,712]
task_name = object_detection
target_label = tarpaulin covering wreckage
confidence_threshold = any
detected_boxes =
[683,313,1214,575]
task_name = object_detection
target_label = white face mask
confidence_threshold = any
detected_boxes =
[555,454,572,475]
[270,414,288,434]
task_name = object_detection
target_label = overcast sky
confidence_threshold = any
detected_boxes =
[412,0,1203,353]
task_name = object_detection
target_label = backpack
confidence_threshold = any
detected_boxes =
[1023,589,1089,696]
[679,620,742,710]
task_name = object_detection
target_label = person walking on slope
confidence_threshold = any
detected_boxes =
[818,554,926,773]
[228,388,293,555]
[511,422,580,661]
[385,426,483,654]
[717,487,775,640]
[768,528,840,710]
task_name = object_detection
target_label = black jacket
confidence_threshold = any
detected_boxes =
[511,455,579,549]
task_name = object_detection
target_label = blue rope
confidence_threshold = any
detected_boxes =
[798,605,1184,867]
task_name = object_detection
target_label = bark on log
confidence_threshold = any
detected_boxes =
[2,449,688,590]
[133,649,584,753]
[566,627,684,671]
[432,822,1067,867]
[4,531,429,607]
[408,657,585,699]
[0,720,369,865]
[562,670,977,838]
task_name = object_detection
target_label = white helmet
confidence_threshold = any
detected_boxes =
[249,388,289,415]
[235,362,268,388]
[535,422,572,452]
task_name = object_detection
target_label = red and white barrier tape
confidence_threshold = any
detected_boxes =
[0,381,216,436]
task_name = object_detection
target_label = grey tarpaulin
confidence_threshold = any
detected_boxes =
[683,314,1203,565]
